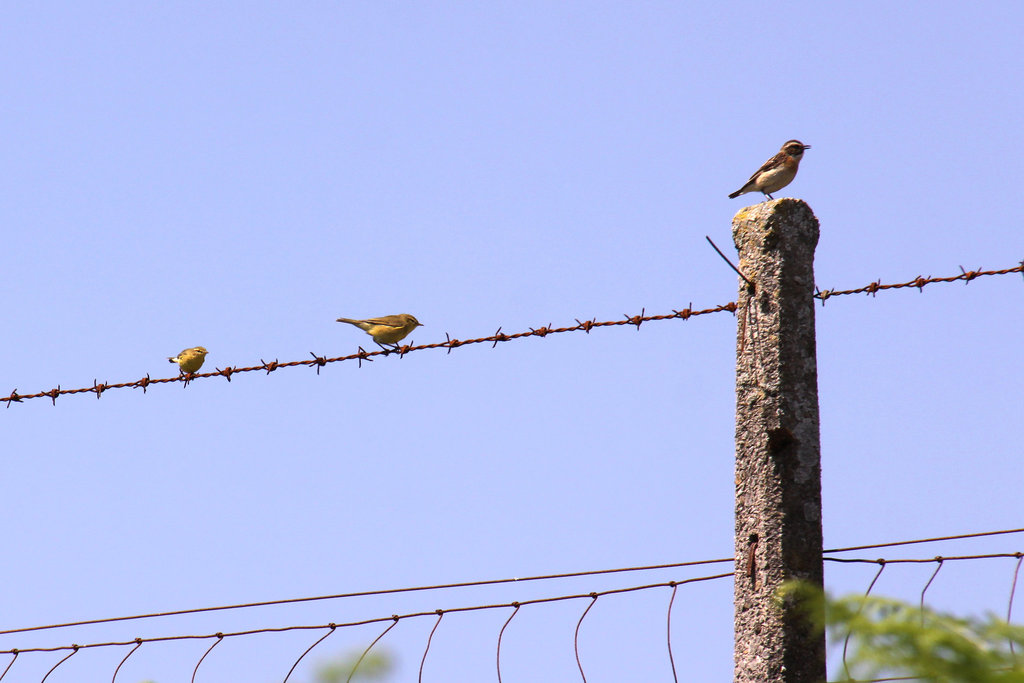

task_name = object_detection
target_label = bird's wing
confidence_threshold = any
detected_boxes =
[746,151,787,183]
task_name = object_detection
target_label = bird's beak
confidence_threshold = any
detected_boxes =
[804,144,811,149]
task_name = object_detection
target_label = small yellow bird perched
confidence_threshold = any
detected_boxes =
[336,314,422,348]
[168,346,208,374]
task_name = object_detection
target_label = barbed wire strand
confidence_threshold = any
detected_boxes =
[0,558,731,638]
[495,603,519,683]
[111,639,142,683]
[666,582,679,683]
[346,618,398,683]
[814,262,1024,303]
[919,558,944,627]
[574,593,598,683]
[191,632,223,683]
[282,624,336,683]
[6,261,1022,409]
[825,526,1024,554]
[842,560,886,680]
[1008,554,1023,659]
[39,644,77,683]
[2,302,736,407]
[418,611,442,683]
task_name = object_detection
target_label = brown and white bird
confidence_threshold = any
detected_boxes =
[728,140,810,200]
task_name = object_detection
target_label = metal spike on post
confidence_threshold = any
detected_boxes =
[732,199,825,682]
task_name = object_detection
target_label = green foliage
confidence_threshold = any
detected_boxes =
[780,582,1024,682]
[314,650,393,682]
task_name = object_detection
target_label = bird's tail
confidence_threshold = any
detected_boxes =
[335,317,358,325]
[728,189,743,198]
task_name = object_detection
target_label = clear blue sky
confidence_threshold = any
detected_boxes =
[2,2,1022,681]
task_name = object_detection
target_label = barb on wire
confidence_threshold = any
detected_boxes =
[3,302,737,408]
[666,582,679,683]
[814,262,1024,304]
[347,617,399,683]
[40,645,78,683]
[192,633,223,683]
[574,593,598,683]
[3,260,1023,409]
[496,603,520,683]
[282,624,336,683]
[111,639,142,683]
[419,611,443,683]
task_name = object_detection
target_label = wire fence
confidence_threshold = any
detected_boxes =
[2,527,1021,683]
[4,261,1022,408]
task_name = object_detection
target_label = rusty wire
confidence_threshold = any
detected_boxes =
[0,652,16,682]
[282,625,336,683]
[666,582,679,683]
[1009,554,1023,659]
[0,557,731,638]
[574,593,598,683]
[191,633,223,683]
[825,552,1024,565]
[495,603,519,683]
[2,544,1021,680]
[347,618,398,683]
[0,574,731,660]
[825,526,1024,554]
[831,550,1024,683]
[1,302,735,408]
[418,611,442,683]
[111,639,142,683]
[40,644,78,683]
[842,560,886,679]
[814,262,1024,303]
[5,259,1022,409]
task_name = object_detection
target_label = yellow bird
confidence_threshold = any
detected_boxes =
[336,314,422,348]
[168,346,208,374]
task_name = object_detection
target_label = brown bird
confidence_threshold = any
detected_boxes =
[336,314,423,349]
[729,140,810,200]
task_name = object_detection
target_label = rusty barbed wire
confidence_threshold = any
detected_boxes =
[814,262,1024,303]
[2,301,736,408]
[6,260,1022,409]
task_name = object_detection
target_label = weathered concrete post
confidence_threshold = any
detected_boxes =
[732,199,825,682]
